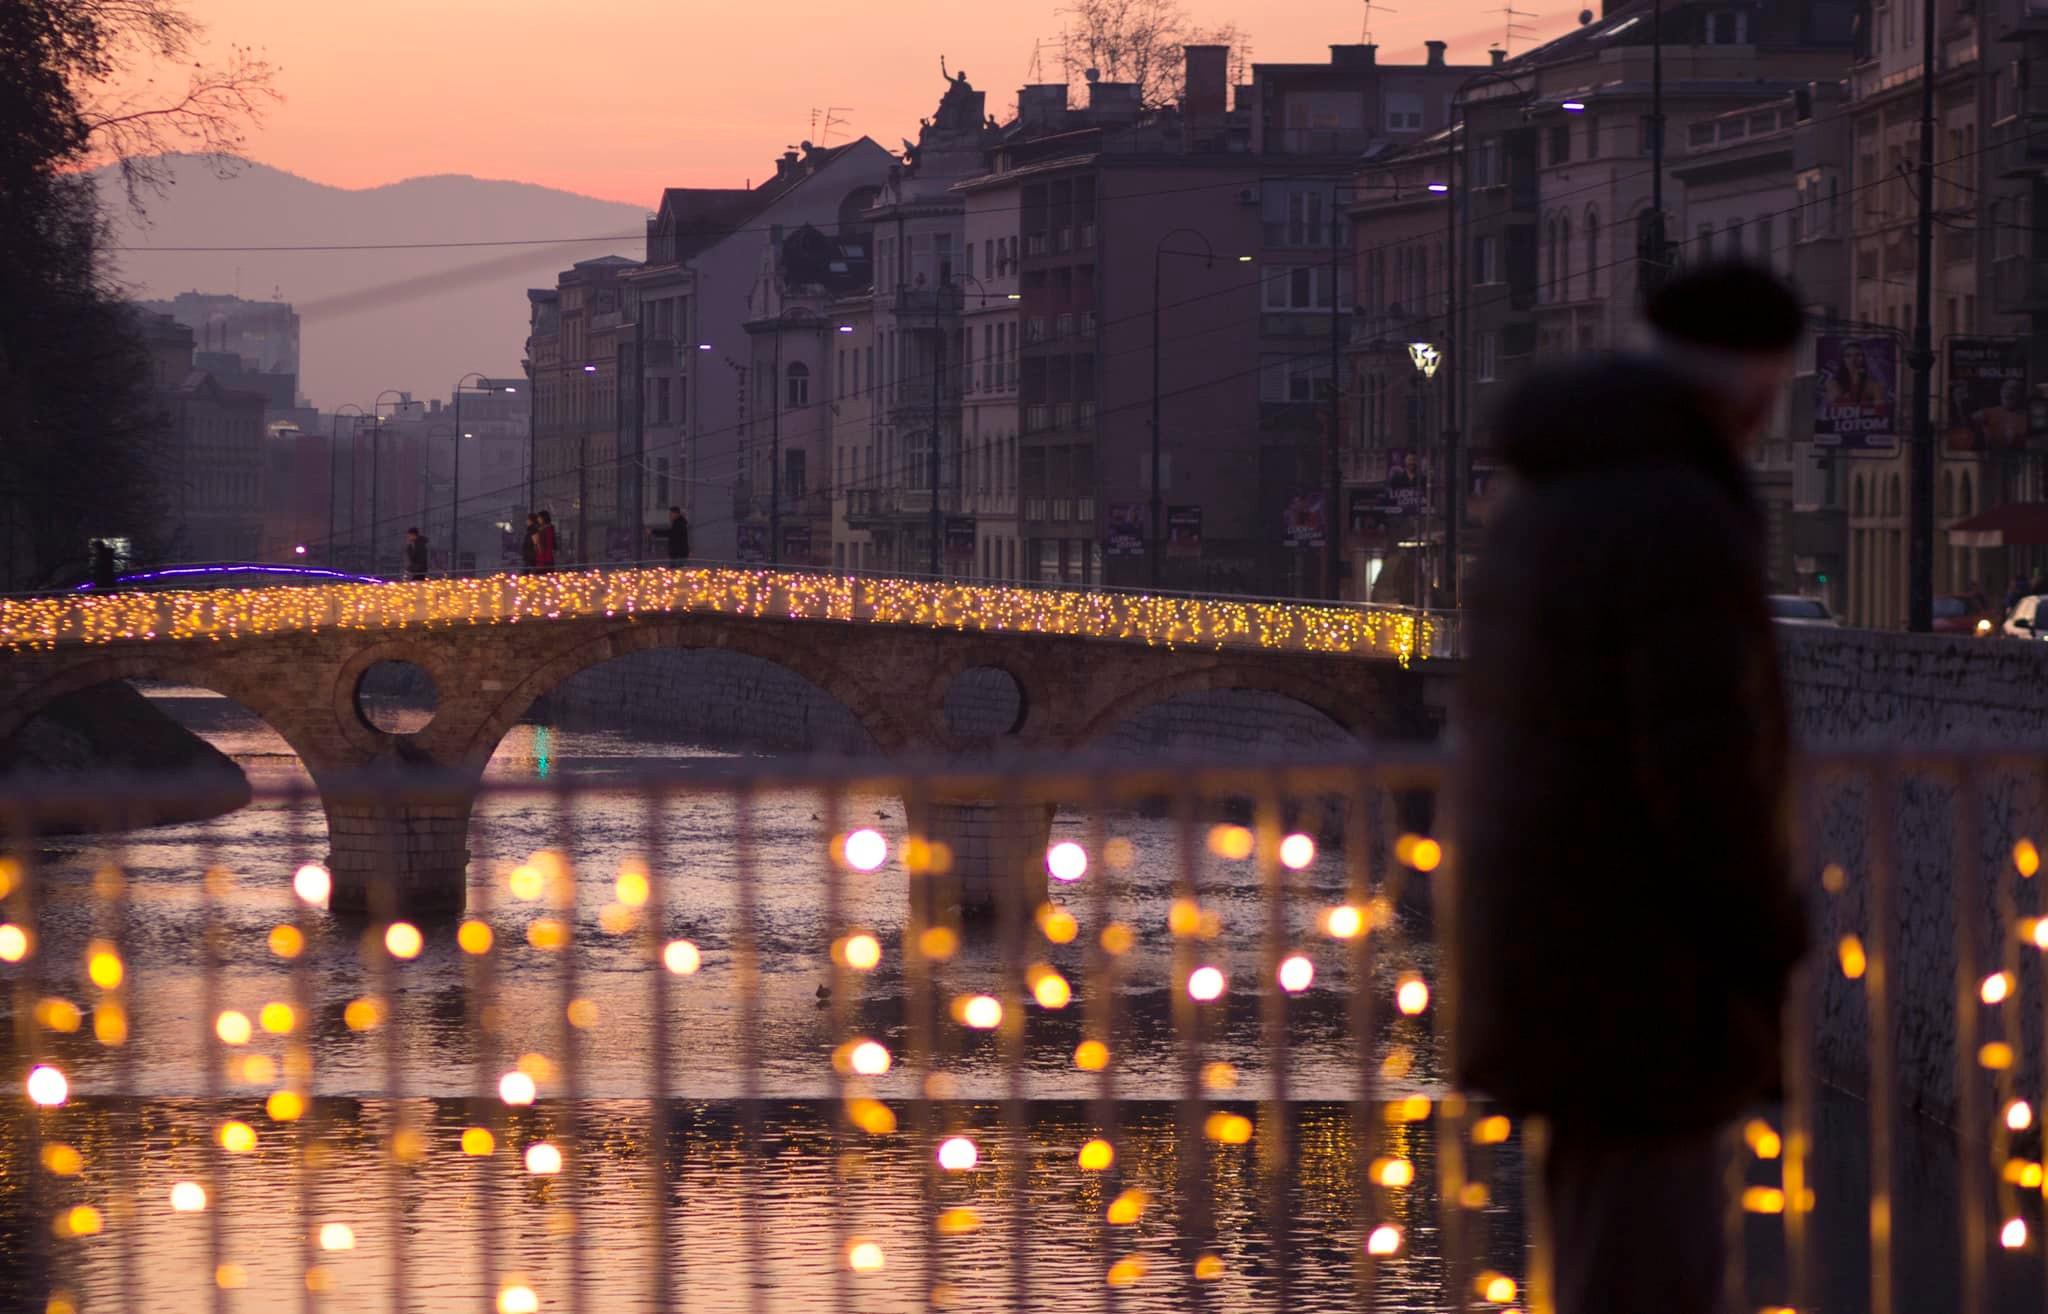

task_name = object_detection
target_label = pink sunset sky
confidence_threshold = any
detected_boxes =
[162,0,1581,204]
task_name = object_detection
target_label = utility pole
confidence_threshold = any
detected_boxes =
[928,325,943,577]
[1325,197,1344,600]
[1639,0,1671,296]
[1443,129,1461,610]
[1907,0,1936,632]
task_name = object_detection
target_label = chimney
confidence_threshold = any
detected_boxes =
[776,148,800,179]
[1329,44,1377,67]
[1490,48,1507,67]
[1184,45,1229,116]
[1088,80,1142,119]
[1425,40,1447,67]
[1017,83,1068,130]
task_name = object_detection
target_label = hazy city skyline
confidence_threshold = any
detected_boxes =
[149,0,1577,203]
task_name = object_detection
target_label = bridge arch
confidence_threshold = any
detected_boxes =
[455,616,928,767]
[1067,663,1368,755]
[0,652,336,775]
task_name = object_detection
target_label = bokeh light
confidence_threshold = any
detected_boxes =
[1106,1189,1150,1224]
[86,943,123,989]
[847,1240,886,1272]
[499,1072,537,1105]
[259,1003,295,1034]
[1077,1138,1115,1170]
[497,1285,539,1314]
[955,995,1003,1029]
[1743,1119,1782,1159]
[1395,975,1430,1015]
[169,1182,207,1213]
[214,1011,252,1046]
[268,925,304,959]
[937,1137,978,1171]
[1203,1112,1253,1144]
[2008,1100,2034,1132]
[1370,1157,1414,1188]
[0,924,30,961]
[840,933,882,971]
[1074,1040,1110,1071]
[615,865,650,906]
[1324,905,1365,939]
[844,829,888,872]
[293,864,331,907]
[1366,1224,1403,1256]
[1207,825,1254,860]
[318,1223,355,1251]
[384,922,423,960]
[462,1128,496,1156]
[1838,935,1867,979]
[1277,955,1315,992]
[1037,905,1078,944]
[1046,841,1088,882]
[2003,1217,2029,1249]
[41,1145,81,1176]
[662,940,701,975]
[1187,966,1226,1001]
[217,1121,256,1153]
[459,920,494,954]
[1279,833,1316,869]
[266,1091,305,1123]
[1981,971,2012,1005]
[26,1065,67,1106]
[849,1040,891,1076]
[1030,968,1072,1009]
[525,1143,562,1175]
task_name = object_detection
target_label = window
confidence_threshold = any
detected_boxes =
[1727,218,1743,257]
[1477,331,1499,381]
[1386,91,1424,132]
[1548,123,1572,165]
[1756,216,1773,269]
[786,361,810,407]
[1262,182,1344,247]
[1696,223,1714,258]
[1472,234,1498,284]
[784,449,806,500]
[1585,210,1600,295]
[1584,115,1600,159]
[1638,115,1661,156]
[1704,9,1747,43]
[655,377,671,423]
[1264,264,1334,311]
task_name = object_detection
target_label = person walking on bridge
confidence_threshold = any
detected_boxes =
[536,510,557,573]
[520,513,540,574]
[404,528,429,580]
[652,505,690,564]
[1452,263,1809,1314]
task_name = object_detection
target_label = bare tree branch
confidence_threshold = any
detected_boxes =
[1057,0,1251,110]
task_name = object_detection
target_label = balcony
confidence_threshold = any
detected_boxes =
[1996,116,2048,177]
[843,486,935,525]
[891,285,966,317]
[1992,255,2048,313]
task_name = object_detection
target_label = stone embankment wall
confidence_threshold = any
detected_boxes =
[534,648,1358,757]
[1778,627,2048,1127]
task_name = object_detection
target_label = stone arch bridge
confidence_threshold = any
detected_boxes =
[0,568,1456,914]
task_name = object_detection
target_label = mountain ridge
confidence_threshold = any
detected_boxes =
[96,154,653,407]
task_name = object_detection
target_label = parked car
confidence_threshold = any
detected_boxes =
[2003,594,2048,640]
[1933,592,1997,636]
[1766,594,1841,628]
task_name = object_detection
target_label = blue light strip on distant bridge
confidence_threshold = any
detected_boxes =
[73,564,386,592]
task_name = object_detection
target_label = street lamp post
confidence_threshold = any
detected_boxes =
[452,373,507,576]
[370,389,405,575]
[328,404,366,568]
[1151,230,1218,588]
[928,274,993,579]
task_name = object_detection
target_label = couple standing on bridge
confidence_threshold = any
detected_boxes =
[1454,263,1808,1314]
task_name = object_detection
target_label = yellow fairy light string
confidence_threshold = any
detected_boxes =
[0,566,1444,665]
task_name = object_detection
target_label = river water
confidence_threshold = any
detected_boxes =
[3,688,2032,1312]
[6,687,1503,1314]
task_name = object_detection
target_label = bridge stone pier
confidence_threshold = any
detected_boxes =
[0,569,1455,916]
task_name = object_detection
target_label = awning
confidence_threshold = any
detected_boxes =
[1948,502,2048,549]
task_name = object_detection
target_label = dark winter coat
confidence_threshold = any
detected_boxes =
[663,515,690,561]
[1451,355,1807,1137]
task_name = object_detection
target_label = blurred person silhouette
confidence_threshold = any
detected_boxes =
[1453,263,1809,1314]
[521,513,541,574]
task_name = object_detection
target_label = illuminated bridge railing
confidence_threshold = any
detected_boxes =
[0,566,1457,662]
[2,751,2039,1313]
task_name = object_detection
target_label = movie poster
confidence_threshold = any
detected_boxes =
[1814,334,1899,455]
[1105,503,1144,556]
[1166,506,1201,559]
[1284,492,1326,549]
[944,516,976,561]
[736,524,766,563]
[1945,338,2030,452]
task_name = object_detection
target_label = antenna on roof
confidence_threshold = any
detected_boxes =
[818,107,852,146]
[1361,0,1398,44]
[1501,4,1540,54]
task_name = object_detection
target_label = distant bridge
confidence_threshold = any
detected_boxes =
[0,567,1457,914]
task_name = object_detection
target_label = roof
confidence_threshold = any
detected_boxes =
[1948,502,2048,549]
[651,139,883,263]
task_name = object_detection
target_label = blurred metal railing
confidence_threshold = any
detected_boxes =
[4,750,2046,1312]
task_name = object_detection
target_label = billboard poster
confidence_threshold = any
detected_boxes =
[1105,503,1145,556]
[1945,338,2030,452]
[1355,451,1431,518]
[1814,335,1899,455]
[781,524,813,562]
[736,523,766,563]
[1166,506,1202,559]
[944,516,976,561]
[1284,492,1326,549]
